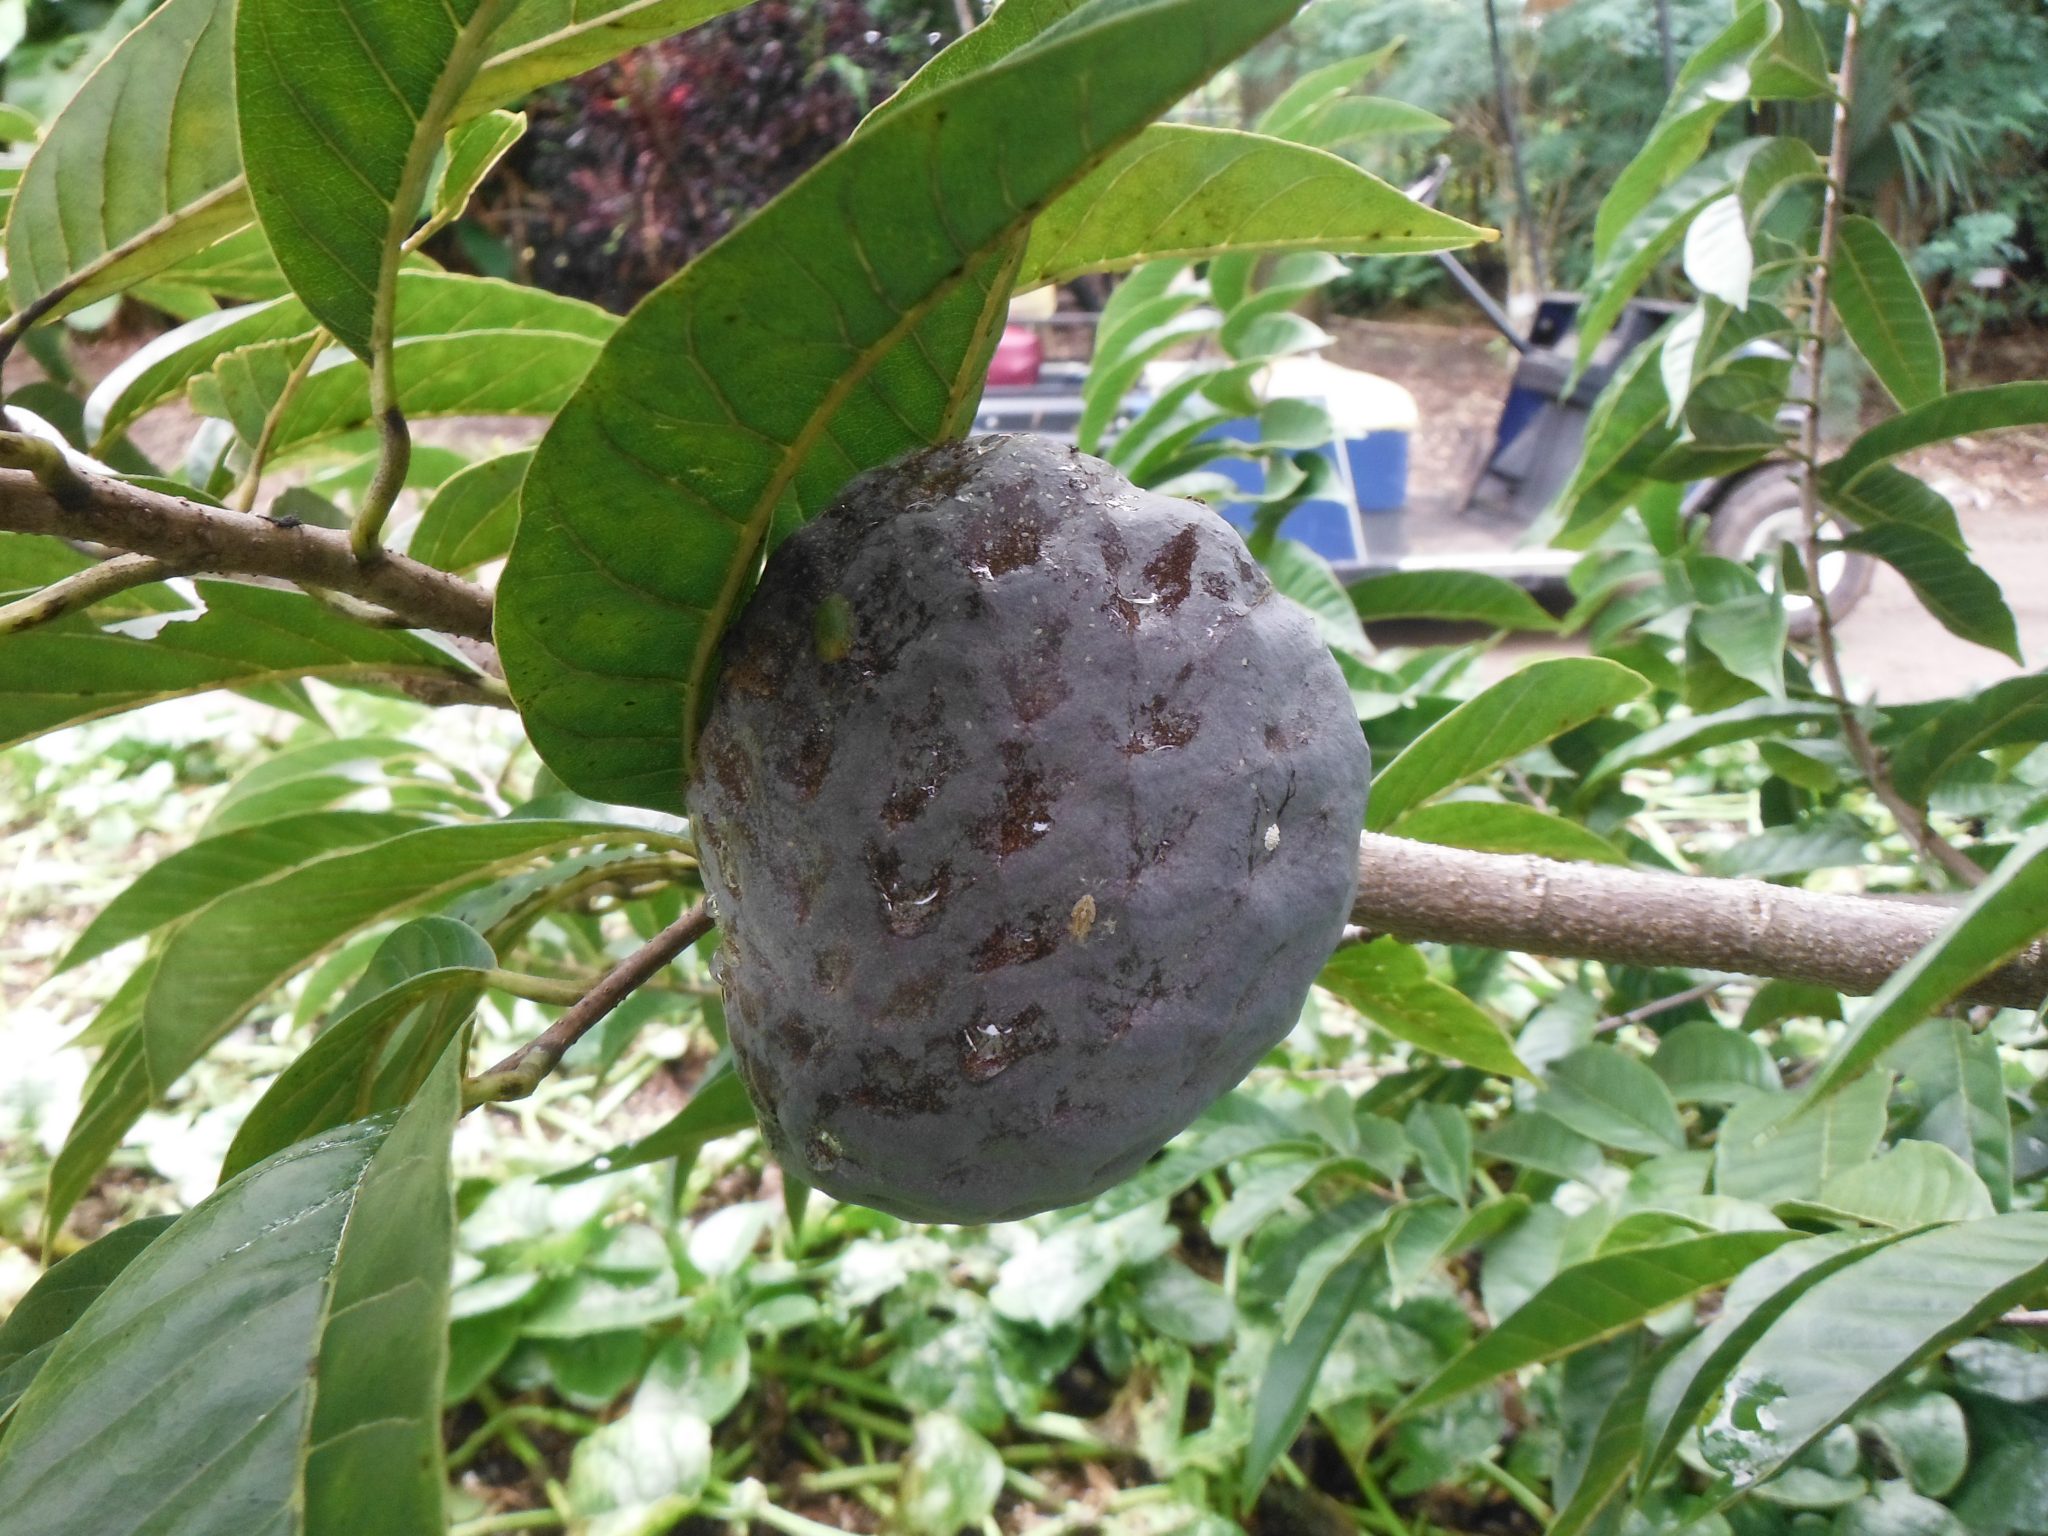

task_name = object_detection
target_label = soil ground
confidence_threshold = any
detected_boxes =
[1327,315,2048,703]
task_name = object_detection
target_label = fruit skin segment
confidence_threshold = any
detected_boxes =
[689,434,1370,1223]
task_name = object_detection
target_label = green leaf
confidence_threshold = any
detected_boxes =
[222,916,495,1178]
[1253,40,1402,136]
[5,0,249,325]
[1017,125,1483,290]
[1639,1231,1890,1488]
[1287,95,1451,152]
[1548,1340,1672,1536]
[1554,336,1684,539]
[60,810,434,970]
[1396,1230,1803,1418]
[1822,464,1965,546]
[431,108,525,230]
[1888,673,2048,805]
[547,1058,756,1184]
[1885,1019,2012,1211]
[1259,536,1369,655]
[1349,569,1560,632]
[1715,1075,1890,1203]
[1683,194,1752,309]
[862,0,1089,118]
[1837,523,2020,661]
[1948,1339,2048,1404]
[0,1048,460,1535]
[1821,383,2048,494]
[461,2,753,114]
[0,1217,176,1421]
[195,275,616,456]
[564,1404,712,1536]
[1479,1112,1605,1185]
[203,736,446,832]
[497,0,1307,811]
[1574,164,1729,378]
[1651,1021,1782,1104]
[1806,823,2048,1103]
[1390,801,1628,865]
[1699,1213,2048,1489]
[235,0,522,361]
[1318,938,1534,1081]
[0,582,482,751]
[47,818,671,1238]
[1789,1142,1996,1228]
[1368,657,1649,829]
[899,1413,1005,1536]
[1243,1250,1378,1498]
[1833,215,1945,411]
[1406,1102,1473,1201]
[1538,1046,1687,1156]
[83,296,318,448]
[409,448,531,573]
[1582,696,1838,787]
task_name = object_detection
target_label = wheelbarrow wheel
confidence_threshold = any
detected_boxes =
[1705,466,1875,640]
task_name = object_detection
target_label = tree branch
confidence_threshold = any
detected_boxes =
[0,552,176,634]
[466,901,716,1107]
[0,459,497,641]
[465,838,2048,1108]
[1352,834,2048,1010]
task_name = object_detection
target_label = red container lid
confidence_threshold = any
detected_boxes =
[987,325,1043,388]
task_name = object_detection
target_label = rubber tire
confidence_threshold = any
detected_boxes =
[1705,466,1875,639]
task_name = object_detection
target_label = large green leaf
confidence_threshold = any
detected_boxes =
[83,296,316,448]
[1806,824,2048,1102]
[1549,1341,1671,1536]
[0,582,484,751]
[1838,523,2018,660]
[46,818,675,1238]
[497,0,1307,812]
[235,0,521,360]
[1885,1019,2013,1211]
[1016,125,1482,290]
[547,1057,756,1185]
[4,0,248,325]
[0,1218,177,1422]
[1242,1249,1378,1497]
[1792,1142,1996,1228]
[1715,1075,1890,1203]
[1638,1232,1891,1489]
[1348,569,1561,632]
[1887,673,2048,805]
[1317,938,1533,1081]
[1367,657,1649,829]
[409,449,532,573]
[1396,1230,1803,1417]
[61,810,436,969]
[1389,801,1628,865]
[1822,464,1965,546]
[1538,1046,1686,1156]
[1831,215,1945,411]
[1821,383,2048,493]
[1591,0,1826,262]
[191,275,615,455]
[1581,696,1838,787]
[1699,1214,2048,1488]
[0,1051,460,1536]
[461,1,754,112]
[222,917,495,1178]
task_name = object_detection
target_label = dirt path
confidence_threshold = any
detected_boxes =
[1330,317,2048,704]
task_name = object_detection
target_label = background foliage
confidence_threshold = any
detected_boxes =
[0,2,2047,1535]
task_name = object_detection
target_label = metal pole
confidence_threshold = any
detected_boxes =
[1655,0,1678,95]
[1483,0,1548,293]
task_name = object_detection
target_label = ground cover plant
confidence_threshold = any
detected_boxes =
[2,1,2048,1533]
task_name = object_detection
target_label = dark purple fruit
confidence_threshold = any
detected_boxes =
[688,435,1368,1222]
